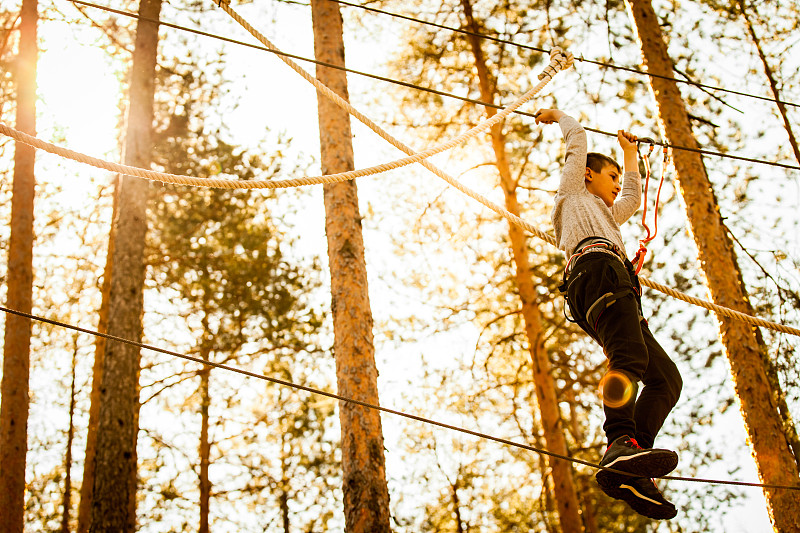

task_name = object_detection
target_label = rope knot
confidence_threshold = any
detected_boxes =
[538,46,574,80]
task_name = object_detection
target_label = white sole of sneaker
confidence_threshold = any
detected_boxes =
[602,482,678,520]
[596,449,678,490]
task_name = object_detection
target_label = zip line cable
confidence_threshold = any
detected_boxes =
[327,0,800,110]
[3,119,798,338]
[8,4,800,497]
[1,304,798,493]
[4,5,799,337]
[66,0,800,172]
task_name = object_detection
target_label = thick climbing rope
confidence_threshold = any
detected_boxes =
[1,304,797,492]
[0,44,569,189]
[213,0,800,338]
[0,13,796,338]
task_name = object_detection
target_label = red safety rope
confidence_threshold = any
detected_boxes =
[631,140,670,274]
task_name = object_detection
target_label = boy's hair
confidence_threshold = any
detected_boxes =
[586,152,622,174]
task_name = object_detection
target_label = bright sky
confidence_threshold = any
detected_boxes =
[37,20,121,153]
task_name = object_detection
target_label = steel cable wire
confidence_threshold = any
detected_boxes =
[66,0,800,172]
[2,304,798,492]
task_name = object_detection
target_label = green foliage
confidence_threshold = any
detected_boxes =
[140,46,337,533]
[148,51,322,355]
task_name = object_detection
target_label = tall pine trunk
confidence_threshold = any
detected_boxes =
[280,456,290,533]
[309,1,391,530]
[198,343,211,533]
[459,1,583,530]
[0,1,37,531]
[449,480,465,533]
[88,0,161,530]
[77,175,118,533]
[625,1,800,529]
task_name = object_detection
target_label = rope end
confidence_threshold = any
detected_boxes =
[538,46,574,80]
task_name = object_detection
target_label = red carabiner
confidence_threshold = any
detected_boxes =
[632,142,669,274]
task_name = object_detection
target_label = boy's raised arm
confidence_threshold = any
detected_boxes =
[536,108,587,196]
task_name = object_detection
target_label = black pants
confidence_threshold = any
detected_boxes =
[564,253,682,448]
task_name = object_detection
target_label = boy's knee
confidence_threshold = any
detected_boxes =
[617,343,650,380]
[665,360,683,406]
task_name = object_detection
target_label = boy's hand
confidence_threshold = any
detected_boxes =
[618,130,639,173]
[618,130,638,151]
[535,109,565,125]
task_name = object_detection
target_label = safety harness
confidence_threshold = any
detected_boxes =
[559,237,642,344]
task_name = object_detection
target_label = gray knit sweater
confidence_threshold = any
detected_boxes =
[551,115,641,259]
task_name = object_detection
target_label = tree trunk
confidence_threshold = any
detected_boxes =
[737,0,800,166]
[0,1,37,531]
[565,387,600,533]
[279,480,290,533]
[77,175,118,533]
[88,0,161,530]
[459,1,583,531]
[736,8,800,464]
[61,340,79,533]
[309,1,391,531]
[578,477,600,533]
[625,1,800,530]
[199,345,211,533]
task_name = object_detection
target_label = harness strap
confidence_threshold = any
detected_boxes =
[559,256,639,343]
[564,237,625,278]
[585,288,636,331]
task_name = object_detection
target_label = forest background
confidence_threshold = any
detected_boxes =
[0,0,799,531]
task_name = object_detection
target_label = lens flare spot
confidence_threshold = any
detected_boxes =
[599,370,634,408]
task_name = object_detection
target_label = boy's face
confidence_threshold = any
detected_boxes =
[585,163,621,207]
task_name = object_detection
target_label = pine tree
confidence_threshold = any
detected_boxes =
[0,1,37,531]
[60,336,79,533]
[150,138,326,531]
[89,0,162,530]
[76,180,117,533]
[128,45,337,529]
[698,0,800,166]
[624,0,800,529]
[363,0,658,528]
[310,0,392,530]
[458,1,583,530]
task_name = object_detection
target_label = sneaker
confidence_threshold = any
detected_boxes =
[604,477,678,520]
[595,435,678,491]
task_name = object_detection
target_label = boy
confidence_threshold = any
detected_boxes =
[535,108,683,520]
